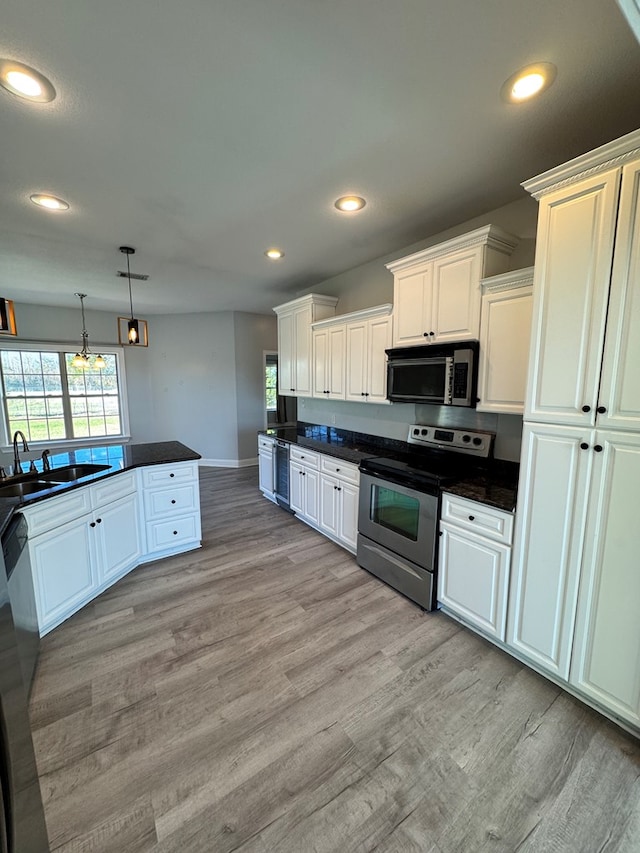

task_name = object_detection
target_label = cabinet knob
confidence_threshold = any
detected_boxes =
[468,515,475,521]
[171,499,176,504]
[597,406,607,414]
[170,473,175,478]
[580,442,589,450]
[291,388,295,392]
[423,332,429,337]
[337,487,341,492]
[334,485,338,490]
[173,530,178,535]
[429,331,435,337]
[582,405,591,413]
[361,392,366,396]
[90,521,96,528]
[96,518,102,524]
[336,468,340,472]
[594,445,603,453]
[302,471,306,476]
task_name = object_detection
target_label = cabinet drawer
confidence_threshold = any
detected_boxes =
[258,436,275,452]
[141,462,199,488]
[143,483,199,520]
[22,488,92,537]
[321,455,359,485]
[145,514,201,552]
[90,471,137,508]
[441,493,513,544]
[290,446,320,469]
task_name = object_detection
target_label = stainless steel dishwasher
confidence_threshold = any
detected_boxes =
[4,514,39,696]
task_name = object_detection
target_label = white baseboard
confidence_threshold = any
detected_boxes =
[199,457,258,469]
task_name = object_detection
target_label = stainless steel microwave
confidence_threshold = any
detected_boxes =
[386,341,479,406]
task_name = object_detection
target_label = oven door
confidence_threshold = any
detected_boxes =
[357,472,438,570]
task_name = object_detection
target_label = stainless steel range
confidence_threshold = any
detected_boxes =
[357,424,493,610]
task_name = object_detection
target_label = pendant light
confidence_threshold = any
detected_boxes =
[120,246,141,344]
[72,293,105,369]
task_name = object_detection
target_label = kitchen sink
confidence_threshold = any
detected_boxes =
[37,464,111,482]
[0,480,53,498]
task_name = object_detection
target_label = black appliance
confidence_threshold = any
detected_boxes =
[4,515,39,696]
[0,529,50,852]
[386,340,479,406]
[357,424,493,610]
[274,440,292,511]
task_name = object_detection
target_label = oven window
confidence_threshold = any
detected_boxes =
[371,484,420,540]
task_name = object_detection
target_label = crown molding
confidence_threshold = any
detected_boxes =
[522,128,640,199]
[481,267,534,292]
[273,293,339,314]
[385,225,519,274]
[311,303,392,330]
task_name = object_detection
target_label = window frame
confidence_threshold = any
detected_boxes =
[0,340,131,452]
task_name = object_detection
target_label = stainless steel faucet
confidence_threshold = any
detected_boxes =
[12,430,30,475]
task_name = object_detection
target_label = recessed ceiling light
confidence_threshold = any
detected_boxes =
[501,62,557,103]
[335,195,366,212]
[30,193,70,211]
[0,59,56,103]
[265,248,285,260]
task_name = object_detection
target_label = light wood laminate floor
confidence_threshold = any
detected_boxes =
[30,467,640,852]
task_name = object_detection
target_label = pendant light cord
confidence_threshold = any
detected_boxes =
[127,253,134,319]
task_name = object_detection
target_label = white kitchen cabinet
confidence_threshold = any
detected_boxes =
[312,322,346,399]
[569,431,640,728]
[258,435,276,502]
[344,306,392,404]
[438,494,512,642]
[319,456,360,553]
[95,492,141,584]
[508,424,591,678]
[387,225,518,348]
[140,461,201,558]
[477,268,534,414]
[274,294,338,397]
[290,460,319,525]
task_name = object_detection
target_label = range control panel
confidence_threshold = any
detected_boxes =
[407,424,494,457]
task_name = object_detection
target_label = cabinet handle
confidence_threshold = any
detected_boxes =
[290,388,295,392]
[337,487,341,492]
[96,518,102,524]
[302,471,306,476]
[173,530,178,535]
[170,473,175,478]
[582,405,591,413]
[597,406,607,414]
[594,445,603,453]
[423,332,429,337]
[334,485,338,490]
[468,515,475,521]
[365,392,369,397]
[336,468,340,472]
[90,521,96,528]
[171,499,176,504]
[430,331,435,336]
[580,442,589,450]
[361,392,366,396]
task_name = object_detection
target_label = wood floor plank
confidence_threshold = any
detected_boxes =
[28,466,640,853]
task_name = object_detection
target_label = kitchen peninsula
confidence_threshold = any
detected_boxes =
[2,440,202,636]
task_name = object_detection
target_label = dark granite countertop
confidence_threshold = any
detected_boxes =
[261,424,519,511]
[0,440,201,538]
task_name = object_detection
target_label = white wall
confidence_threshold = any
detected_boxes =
[234,313,278,461]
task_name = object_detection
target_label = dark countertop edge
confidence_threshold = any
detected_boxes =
[442,481,517,513]
[0,441,201,539]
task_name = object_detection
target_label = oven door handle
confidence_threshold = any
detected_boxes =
[360,541,429,580]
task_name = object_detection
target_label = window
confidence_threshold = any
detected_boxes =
[265,356,278,412]
[0,345,128,447]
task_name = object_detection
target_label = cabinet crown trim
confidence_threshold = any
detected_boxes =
[522,128,640,198]
[385,225,519,274]
[481,267,534,292]
[311,303,392,330]
[273,293,339,314]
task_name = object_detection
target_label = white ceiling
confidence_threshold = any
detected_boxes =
[1,0,640,316]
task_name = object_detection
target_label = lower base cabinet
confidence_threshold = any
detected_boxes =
[437,494,513,642]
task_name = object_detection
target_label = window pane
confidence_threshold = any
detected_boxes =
[1,351,22,374]
[22,351,42,373]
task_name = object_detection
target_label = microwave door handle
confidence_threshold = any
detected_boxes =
[444,357,454,405]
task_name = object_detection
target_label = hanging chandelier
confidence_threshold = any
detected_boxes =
[72,293,105,369]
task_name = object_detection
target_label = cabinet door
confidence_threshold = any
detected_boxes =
[570,431,640,727]
[327,324,346,399]
[303,467,320,525]
[277,310,295,395]
[338,482,359,552]
[293,304,313,396]
[477,284,533,414]
[393,267,431,346]
[312,328,328,397]
[508,424,592,678]
[345,321,367,401]
[97,493,141,583]
[31,516,95,632]
[258,447,274,495]
[319,474,339,537]
[598,156,640,431]
[438,523,510,641]
[289,461,304,514]
[432,247,482,342]
[367,315,392,404]
[525,169,621,426]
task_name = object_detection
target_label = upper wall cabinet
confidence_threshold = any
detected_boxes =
[274,294,338,397]
[387,225,519,348]
[523,131,640,431]
[477,268,534,415]
[312,322,346,400]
